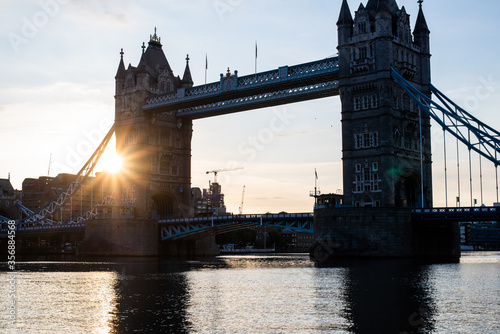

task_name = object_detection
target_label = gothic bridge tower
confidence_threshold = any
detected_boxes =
[114,29,194,219]
[337,0,432,208]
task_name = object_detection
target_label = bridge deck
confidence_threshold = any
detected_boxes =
[159,213,314,240]
[3,208,499,238]
[143,57,339,119]
[411,207,500,222]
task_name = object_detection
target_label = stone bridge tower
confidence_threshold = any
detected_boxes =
[114,29,194,219]
[337,0,432,208]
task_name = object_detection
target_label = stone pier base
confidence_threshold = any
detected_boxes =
[78,219,159,256]
[311,207,460,263]
[77,219,220,257]
[160,235,220,257]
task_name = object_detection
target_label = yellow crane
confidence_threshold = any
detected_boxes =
[206,167,243,183]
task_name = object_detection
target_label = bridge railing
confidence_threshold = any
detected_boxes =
[412,207,500,215]
[159,212,313,224]
[0,223,85,234]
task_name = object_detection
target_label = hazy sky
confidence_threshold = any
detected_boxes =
[1,0,500,213]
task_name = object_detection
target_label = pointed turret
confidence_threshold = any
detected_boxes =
[337,0,353,25]
[337,0,353,47]
[115,48,126,79]
[414,1,429,34]
[413,1,430,87]
[413,1,430,52]
[181,54,193,88]
[115,48,126,94]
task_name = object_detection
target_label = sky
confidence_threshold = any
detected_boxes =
[1,0,500,213]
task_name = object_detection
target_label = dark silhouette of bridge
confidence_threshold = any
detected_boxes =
[2,0,500,259]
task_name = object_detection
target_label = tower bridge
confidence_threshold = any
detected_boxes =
[2,0,500,259]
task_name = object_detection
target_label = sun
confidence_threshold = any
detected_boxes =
[99,150,123,173]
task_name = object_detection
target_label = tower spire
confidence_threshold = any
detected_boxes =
[337,0,353,25]
[182,54,193,88]
[149,26,161,45]
[414,0,429,33]
[115,48,126,80]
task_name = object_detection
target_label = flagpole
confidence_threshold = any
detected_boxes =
[204,53,208,87]
[254,41,257,80]
[314,168,318,208]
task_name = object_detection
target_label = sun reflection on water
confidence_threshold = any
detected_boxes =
[0,270,118,334]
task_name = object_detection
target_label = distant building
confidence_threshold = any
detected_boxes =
[191,187,209,216]
[21,172,117,222]
[0,178,21,219]
[22,176,55,212]
[281,228,315,252]
[315,193,344,209]
[192,181,227,216]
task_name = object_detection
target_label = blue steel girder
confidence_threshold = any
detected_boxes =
[391,68,500,167]
[18,125,116,227]
[143,57,339,119]
[159,213,314,241]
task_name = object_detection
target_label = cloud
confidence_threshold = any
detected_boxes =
[64,0,132,25]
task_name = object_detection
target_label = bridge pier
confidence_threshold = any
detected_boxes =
[311,207,460,263]
[77,219,159,256]
[77,219,219,257]
[160,236,220,257]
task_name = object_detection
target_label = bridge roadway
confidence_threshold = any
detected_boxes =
[143,57,339,119]
[3,207,499,240]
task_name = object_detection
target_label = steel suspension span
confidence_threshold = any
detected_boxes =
[143,57,339,118]
[391,68,500,167]
[392,68,500,204]
[7,125,117,227]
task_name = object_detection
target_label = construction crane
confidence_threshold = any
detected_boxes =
[206,167,243,183]
[239,185,246,214]
[47,153,52,176]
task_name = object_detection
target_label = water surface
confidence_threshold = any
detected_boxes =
[1,252,499,333]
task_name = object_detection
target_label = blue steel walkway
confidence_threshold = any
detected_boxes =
[159,213,313,241]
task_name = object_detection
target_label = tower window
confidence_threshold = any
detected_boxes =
[353,162,381,194]
[362,96,369,109]
[358,22,367,34]
[359,46,367,59]
[354,97,361,111]
[354,132,379,149]
[363,133,371,148]
[371,94,378,108]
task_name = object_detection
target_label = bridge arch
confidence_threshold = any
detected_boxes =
[395,169,421,208]
[362,195,374,207]
[150,192,177,219]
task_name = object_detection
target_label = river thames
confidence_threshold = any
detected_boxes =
[1,252,499,333]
